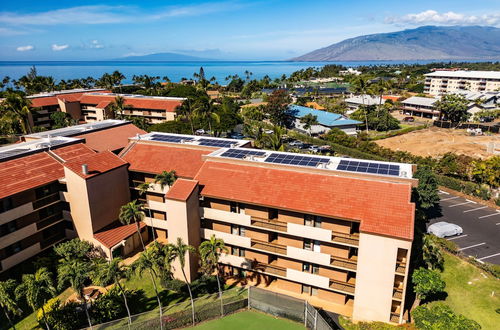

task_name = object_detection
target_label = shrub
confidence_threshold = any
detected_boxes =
[412,303,480,330]
[433,236,458,253]
[412,268,446,301]
[162,278,187,293]
[496,198,500,207]
[37,298,83,330]
[90,287,144,324]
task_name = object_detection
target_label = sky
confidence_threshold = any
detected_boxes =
[0,0,499,61]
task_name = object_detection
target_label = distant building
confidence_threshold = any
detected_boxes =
[288,105,361,135]
[339,68,362,76]
[305,102,326,110]
[344,95,384,112]
[424,71,500,95]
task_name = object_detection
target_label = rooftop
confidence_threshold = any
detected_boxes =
[64,151,128,179]
[289,105,362,127]
[0,137,83,162]
[74,123,146,152]
[345,95,384,106]
[424,70,500,79]
[132,132,251,149]
[27,88,108,99]
[401,96,439,107]
[165,179,199,201]
[24,120,130,139]
[94,222,146,249]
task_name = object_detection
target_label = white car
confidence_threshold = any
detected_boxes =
[195,129,205,135]
[427,222,463,238]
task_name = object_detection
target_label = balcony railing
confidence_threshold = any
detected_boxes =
[332,231,359,246]
[331,256,357,270]
[390,312,400,323]
[251,239,287,255]
[32,192,60,210]
[329,278,355,294]
[393,287,403,300]
[254,262,287,277]
[251,218,287,232]
[36,213,63,230]
[395,261,406,274]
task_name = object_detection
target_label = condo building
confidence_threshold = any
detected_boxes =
[0,127,416,325]
[424,70,500,95]
[27,89,185,128]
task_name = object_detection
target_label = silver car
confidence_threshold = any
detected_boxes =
[427,221,463,238]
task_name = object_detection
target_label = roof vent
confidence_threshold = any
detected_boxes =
[82,164,89,175]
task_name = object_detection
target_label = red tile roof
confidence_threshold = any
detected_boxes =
[75,123,146,152]
[96,100,111,109]
[195,161,415,240]
[30,97,58,108]
[94,222,146,249]
[57,95,80,103]
[51,143,96,161]
[122,143,212,178]
[64,151,128,179]
[0,152,64,199]
[166,179,198,201]
[79,95,182,112]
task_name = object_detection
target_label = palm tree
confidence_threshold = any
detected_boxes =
[92,258,132,328]
[177,98,196,134]
[137,182,157,241]
[119,200,146,249]
[112,71,126,92]
[300,113,319,136]
[193,97,220,135]
[57,260,93,329]
[111,95,132,119]
[154,170,178,191]
[0,92,33,134]
[422,235,444,270]
[170,238,197,325]
[351,76,370,133]
[0,279,21,329]
[199,235,228,317]
[15,268,56,330]
[132,245,164,330]
[263,125,285,151]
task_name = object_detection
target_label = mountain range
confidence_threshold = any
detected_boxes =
[115,52,213,61]
[291,26,500,61]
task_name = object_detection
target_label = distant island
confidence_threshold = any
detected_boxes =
[114,52,214,61]
[292,25,500,61]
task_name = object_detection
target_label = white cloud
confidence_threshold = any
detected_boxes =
[90,40,104,49]
[52,44,69,51]
[16,45,34,51]
[385,10,500,26]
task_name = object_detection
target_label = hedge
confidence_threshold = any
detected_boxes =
[436,175,491,200]
[369,125,427,141]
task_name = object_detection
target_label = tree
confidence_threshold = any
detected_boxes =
[91,258,132,328]
[471,156,500,188]
[263,125,285,151]
[176,98,196,134]
[413,165,440,210]
[351,76,371,133]
[199,235,228,317]
[299,113,319,135]
[170,238,197,325]
[16,268,57,330]
[435,94,470,125]
[50,112,74,129]
[57,259,93,329]
[422,235,444,270]
[264,90,291,127]
[193,96,219,135]
[54,238,95,263]
[154,170,178,191]
[110,95,132,119]
[112,71,126,92]
[0,279,21,329]
[412,267,446,301]
[0,92,33,134]
[412,303,480,330]
[119,200,146,249]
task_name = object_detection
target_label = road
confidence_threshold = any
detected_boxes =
[428,190,500,265]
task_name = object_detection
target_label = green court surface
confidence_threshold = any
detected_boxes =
[191,310,304,330]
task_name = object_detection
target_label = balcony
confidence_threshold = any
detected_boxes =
[251,217,287,232]
[288,223,331,242]
[131,180,168,194]
[32,192,60,210]
[393,287,403,300]
[202,228,251,248]
[331,255,357,271]
[36,212,64,230]
[201,207,251,227]
[286,268,330,289]
[144,217,168,230]
[330,278,355,294]
[390,312,400,323]
[287,246,331,266]
[395,261,406,274]
[251,239,287,255]
[332,231,359,246]
[256,262,287,277]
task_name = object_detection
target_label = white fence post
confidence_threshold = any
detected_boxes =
[314,309,318,330]
[304,301,308,327]
[247,286,251,310]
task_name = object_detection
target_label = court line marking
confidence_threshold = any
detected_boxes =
[449,201,473,207]
[463,206,488,213]
[441,196,459,201]
[458,243,485,251]
[478,252,500,261]
[447,235,468,240]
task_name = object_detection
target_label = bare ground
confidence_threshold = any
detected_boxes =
[375,127,499,159]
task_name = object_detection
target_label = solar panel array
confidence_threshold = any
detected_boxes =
[265,153,330,167]
[337,160,400,176]
[220,149,266,159]
[150,134,195,143]
[0,149,31,161]
[49,129,82,137]
[198,138,235,148]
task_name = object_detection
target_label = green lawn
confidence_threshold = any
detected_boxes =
[427,253,500,330]
[190,310,304,330]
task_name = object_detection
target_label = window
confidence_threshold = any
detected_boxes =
[304,239,313,251]
[304,215,322,228]
[268,208,278,219]
[231,247,245,257]
[0,197,13,213]
[302,263,311,272]
[240,226,246,237]
[231,225,246,237]
[0,221,18,237]
[302,285,311,294]
[311,287,318,296]
[312,265,320,275]
[230,202,237,213]
[6,242,22,256]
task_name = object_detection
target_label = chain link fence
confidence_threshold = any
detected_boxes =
[248,286,333,330]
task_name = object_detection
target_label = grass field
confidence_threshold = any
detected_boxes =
[190,310,304,330]
[427,253,500,330]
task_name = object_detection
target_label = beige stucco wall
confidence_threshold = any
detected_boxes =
[165,186,201,282]
[352,233,411,323]
[64,168,94,241]
[58,100,82,120]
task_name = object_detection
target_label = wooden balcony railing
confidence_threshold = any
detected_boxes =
[251,218,287,232]
[251,239,287,255]
[393,288,403,300]
[331,256,357,270]
[332,231,359,246]
[390,312,400,323]
[329,278,355,294]
[254,262,286,277]
[395,261,406,274]
[32,192,60,210]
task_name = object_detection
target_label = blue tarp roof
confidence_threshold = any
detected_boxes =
[288,105,362,127]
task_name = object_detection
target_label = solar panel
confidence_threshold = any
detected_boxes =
[220,149,266,159]
[265,153,330,167]
[50,129,82,137]
[337,160,400,176]
[0,149,32,161]
[150,134,194,143]
[198,138,235,148]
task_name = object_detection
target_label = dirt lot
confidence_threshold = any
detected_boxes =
[375,127,499,159]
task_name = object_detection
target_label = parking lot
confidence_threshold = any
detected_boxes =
[428,191,500,265]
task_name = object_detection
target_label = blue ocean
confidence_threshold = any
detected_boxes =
[0,60,462,83]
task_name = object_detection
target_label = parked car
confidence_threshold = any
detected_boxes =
[195,129,205,135]
[308,145,320,153]
[403,117,415,122]
[228,132,244,139]
[427,222,463,238]
[263,129,274,134]
[318,145,331,153]
[301,143,312,149]
[479,116,494,123]
[288,140,303,147]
